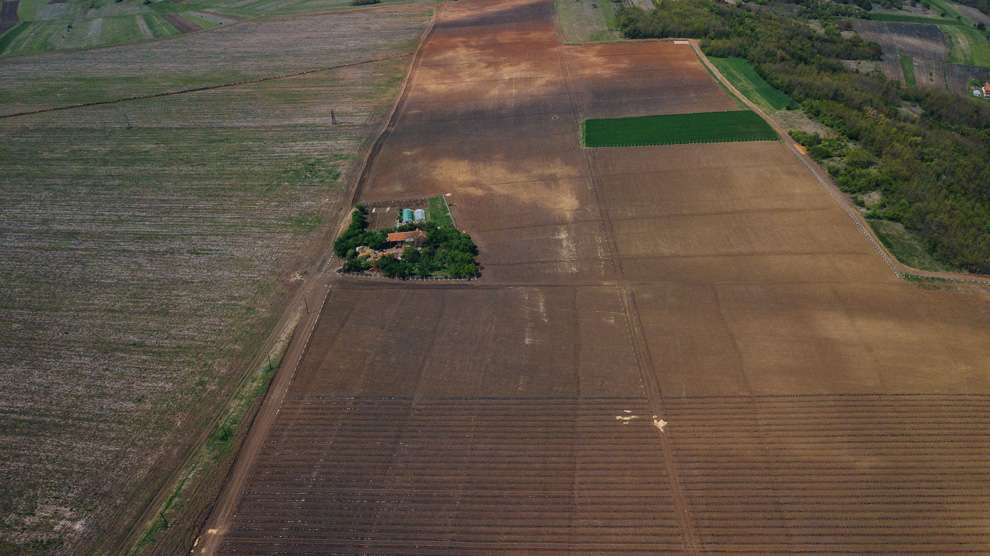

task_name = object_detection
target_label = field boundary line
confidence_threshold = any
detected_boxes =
[186,7,440,555]
[350,9,440,205]
[554,36,703,554]
[689,40,990,286]
[0,52,412,120]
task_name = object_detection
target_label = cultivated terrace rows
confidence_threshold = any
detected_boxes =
[204,0,990,554]
[0,8,432,555]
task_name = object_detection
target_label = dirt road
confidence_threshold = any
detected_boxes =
[193,0,990,553]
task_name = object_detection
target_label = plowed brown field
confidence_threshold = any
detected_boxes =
[202,0,990,553]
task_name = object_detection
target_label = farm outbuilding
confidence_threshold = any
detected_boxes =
[387,229,427,247]
[414,209,426,222]
[402,209,415,223]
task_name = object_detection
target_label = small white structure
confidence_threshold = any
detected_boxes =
[414,209,426,222]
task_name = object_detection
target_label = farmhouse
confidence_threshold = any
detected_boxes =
[983,83,990,99]
[387,229,427,247]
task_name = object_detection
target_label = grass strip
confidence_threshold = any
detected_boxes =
[0,22,30,55]
[709,57,794,111]
[899,54,917,86]
[124,319,299,556]
[582,110,778,148]
[427,196,454,227]
[868,218,953,272]
[868,13,965,25]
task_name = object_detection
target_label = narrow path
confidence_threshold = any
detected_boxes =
[691,40,990,286]
[551,22,702,553]
[187,9,439,555]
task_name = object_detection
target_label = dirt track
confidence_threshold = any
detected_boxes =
[196,0,990,553]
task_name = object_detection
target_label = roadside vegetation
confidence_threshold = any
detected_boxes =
[709,57,795,111]
[0,9,432,556]
[868,218,958,271]
[617,0,990,274]
[582,110,778,147]
[336,205,479,279]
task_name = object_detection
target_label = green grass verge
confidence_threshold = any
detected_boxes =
[427,196,454,227]
[125,321,297,556]
[709,57,794,112]
[868,218,954,272]
[899,54,917,86]
[0,22,30,55]
[582,110,779,148]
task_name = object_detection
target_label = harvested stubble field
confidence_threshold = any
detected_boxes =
[202,0,990,554]
[852,20,949,82]
[0,7,432,556]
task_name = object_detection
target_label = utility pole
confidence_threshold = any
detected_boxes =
[331,110,337,125]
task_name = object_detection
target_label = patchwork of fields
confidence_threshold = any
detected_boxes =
[0,7,432,555]
[854,2,990,92]
[0,0,431,56]
[197,0,990,554]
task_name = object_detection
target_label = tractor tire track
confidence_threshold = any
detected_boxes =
[0,52,412,120]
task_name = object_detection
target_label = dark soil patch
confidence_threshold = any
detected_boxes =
[161,12,202,33]
[0,1,19,37]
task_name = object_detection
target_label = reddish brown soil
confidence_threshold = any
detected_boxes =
[161,12,201,34]
[198,0,990,553]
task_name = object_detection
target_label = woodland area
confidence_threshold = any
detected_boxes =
[619,0,990,273]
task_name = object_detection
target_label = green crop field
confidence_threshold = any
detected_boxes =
[900,54,917,86]
[709,57,794,112]
[0,8,431,556]
[582,110,779,148]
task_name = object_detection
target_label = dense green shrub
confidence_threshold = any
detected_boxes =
[336,211,479,279]
[333,205,388,259]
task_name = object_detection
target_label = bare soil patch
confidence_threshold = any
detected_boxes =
[0,9,432,556]
[161,12,203,33]
[205,0,990,554]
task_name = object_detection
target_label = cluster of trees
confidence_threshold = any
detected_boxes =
[617,0,990,273]
[333,204,387,257]
[335,206,479,279]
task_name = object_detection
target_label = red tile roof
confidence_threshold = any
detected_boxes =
[387,230,427,243]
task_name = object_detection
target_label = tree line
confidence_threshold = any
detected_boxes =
[617,0,990,273]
